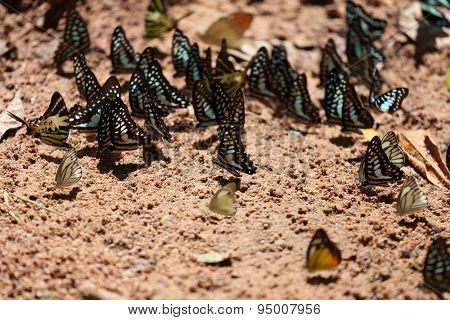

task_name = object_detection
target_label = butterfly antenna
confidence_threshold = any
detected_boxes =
[6,112,29,128]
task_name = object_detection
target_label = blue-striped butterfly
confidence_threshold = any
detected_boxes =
[110,26,140,74]
[214,124,256,177]
[358,135,404,186]
[247,47,276,98]
[307,229,341,272]
[7,92,71,149]
[270,45,296,97]
[342,79,374,131]
[73,53,101,102]
[319,39,351,87]
[423,237,450,298]
[54,9,90,68]
[324,69,347,126]
[129,70,172,142]
[420,0,450,28]
[192,80,216,127]
[284,73,320,124]
[69,76,121,132]
[141,59,188,109]
[346,0,387,40]
[212,81,245,127]
[368,74,409,113]
[172,29,191,77]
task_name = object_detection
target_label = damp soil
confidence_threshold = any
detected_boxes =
[0,0,449,299]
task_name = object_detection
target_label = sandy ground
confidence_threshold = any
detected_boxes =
[0,0,449,299]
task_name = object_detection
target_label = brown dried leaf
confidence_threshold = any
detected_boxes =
[0,91,25,140]
[399,130,450,189]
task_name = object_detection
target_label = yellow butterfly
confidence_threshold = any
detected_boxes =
[208,182,237,216]
[7,92,71,149]
[306,229,341,272]
[145,0,193,38]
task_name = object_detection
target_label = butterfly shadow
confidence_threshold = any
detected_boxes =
[213,176,241,188]
[169,120,194,133]
[40,154,61,164]
[51,187,81,200]
[329,134,356,148]
[77,146,98,158]
[143,143,171,165]
[359,186,397,205]
[414,21,449,67]
[97,153,141,180]
[193,134,219,150]
[306,275,339,285]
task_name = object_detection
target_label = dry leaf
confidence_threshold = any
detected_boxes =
[199,12,253,49]
[0,91,25,139]
[399,130,450,188]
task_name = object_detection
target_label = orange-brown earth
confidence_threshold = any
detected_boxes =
[0,0,449,299]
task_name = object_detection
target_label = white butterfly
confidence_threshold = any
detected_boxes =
[396,176,428,215]
[54,149,82,189]
[208,182,237,216]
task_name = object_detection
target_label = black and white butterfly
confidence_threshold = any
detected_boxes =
[110,26,140,74]
[270,45,296,97]
[342,79,375,131]
[358,135,404,186]
[319,39,351,87]
[247,47,276,98]
[69,76,121,132]
[284,73,320,124]
[214,124,256,177]
[212,81,245,127]
[129,70,172,142]
[380,131,405,168]
[172,29,191,77]
[420,0,450,28]
[396,176,428,215]
[423,237,450,298]
[346,0,387,40]
[98,98,150,154]
[73,53,101,102]
[367,75,409,113]
[54,9,90,68]
[141,59,188,109]
[54,148,82,189]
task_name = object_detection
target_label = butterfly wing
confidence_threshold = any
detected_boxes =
[69,76,121,132]
[34,92,71,149]
[54,9,90,67]
[423,237,450,295]
[285,73,320,124]
[73,54,101,102]
[381,131,405,168]
[319,39,350,87]
[172,29,191,77]
[346,0,387,39]
[420,2,450,28]
[342,81,374,131]
[306,229,341,272]
[324,70,346,125]
[97,99,113,154]
[360,136,404,186]
[54,148,82,188]
[247,47,276,98]
[396,176,428,215]
[369,77,409,113]
[192,80,216,126]
[208,182,237,216]
[110,26,139,74]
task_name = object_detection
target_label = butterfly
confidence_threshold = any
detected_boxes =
[423,237,450,298]
[380,131,405,168]
[129,70,172,142]
[367,75,409,113]
[306,229,341,272]
[208,182,237,216]
[323,69,347,126]
[110,26,140,74]
[358,135,404,186]
[141,59,189,109]
[7,92,71,149]
[214,39,246,96]
[270,45,296,98]
[54,9,90,68]
[186,43,203,90]
[192,80,216,126]
[446,146,450,170]
[54,148,82,189]
[214,124,256,177]
[145,0,193,38]
[346,0,387,40]
[172,29,192,77]
[319,39,351,87]
[73,53,101,102]
[247,47,276,98]
[98,98,150,153]
[69,76,121,132]
[420,0,450,28]
[341,79,375,131]
[284,73,320,124]
[396,176,428,215]
[212,81,245,127]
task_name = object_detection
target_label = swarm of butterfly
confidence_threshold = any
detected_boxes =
[6,0,449,297]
